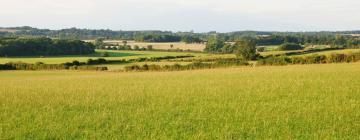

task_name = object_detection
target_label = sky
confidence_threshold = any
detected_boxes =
[1,0,360,32]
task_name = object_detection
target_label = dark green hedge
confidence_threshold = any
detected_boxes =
[258,52,360,66]
[124,59,249,72]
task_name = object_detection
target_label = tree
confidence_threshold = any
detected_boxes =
[101,51,110,57]
[94,38,105,49]
[134,45,140,50]
[221,44,235,53]
[256,47,265,52]
[122,40,128,46]
[147,45,153,50]
[204,35,224,53]
[234,38,257,60]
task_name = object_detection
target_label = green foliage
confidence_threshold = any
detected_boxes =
[234,38,257,60]
[0,60,108,71]
[0,37,95,56]
[257,52,360,66]
[101,51,110,57]
[204,36,225,53]
[94,38,105,49]
[221,44,235,53]
[257,47,265,52]
[134,34,181,42]
[181,35,203,43]
[124,59,249,72]
[278,43,303,51]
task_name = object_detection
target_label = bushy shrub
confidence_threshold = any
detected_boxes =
[124,59,249,72]
[278,43,303,51]
[257,47,265,52]
[0,61,108,71]
[101,52,110,57]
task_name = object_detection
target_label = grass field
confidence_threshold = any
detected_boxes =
[1,63,360,139]
[0,50,206,64]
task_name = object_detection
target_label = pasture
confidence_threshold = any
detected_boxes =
[1,63,360,139]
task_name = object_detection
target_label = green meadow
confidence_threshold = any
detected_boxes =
[0,50,207,64]
[1,63,360,139]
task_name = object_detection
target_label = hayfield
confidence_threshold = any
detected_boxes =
[1,63,360,139]
[104,40,206,51]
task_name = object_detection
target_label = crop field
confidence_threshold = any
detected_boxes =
[103,40,206,51]
[1,63,360,139]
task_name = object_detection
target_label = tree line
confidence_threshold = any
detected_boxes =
[3,26,358,44]
[204,35,360,60]
[257,52,360,66]
[0,37,95,56]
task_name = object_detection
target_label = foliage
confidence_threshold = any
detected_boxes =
[204,36,225,53]
[0,37,95,56]
[181,35,203,43]
[257,52,360,66]
[100,51,110,57]
[234,38,257,60]
[278,43,303,50]
[124,59,249,71]
[134,34,181,42]
[0,61,107,71]
[257,47,265,52]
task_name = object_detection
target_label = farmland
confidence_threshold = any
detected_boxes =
[1,63,360,139]
[103,40,206,51]
[1,29,360,139]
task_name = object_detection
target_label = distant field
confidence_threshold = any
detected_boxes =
[1,63,360,139]
[103,40,206,51]
[0,28,18,33]
[0,50,206,64]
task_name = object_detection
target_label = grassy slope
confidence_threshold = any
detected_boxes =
[1,63,360,139]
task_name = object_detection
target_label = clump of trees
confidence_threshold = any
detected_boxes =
[234,38,258,60]
[0,37,95,56]
[204,36,225,53]
[278,43,303,51]
[181,35,203,43]
[204,36,259,60]
[134,34,181,42]
[134,34,204,43]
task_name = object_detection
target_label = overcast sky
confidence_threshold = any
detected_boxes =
[1,0,359,32]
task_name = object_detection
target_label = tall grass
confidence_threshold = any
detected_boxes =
[1,63,360,139]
